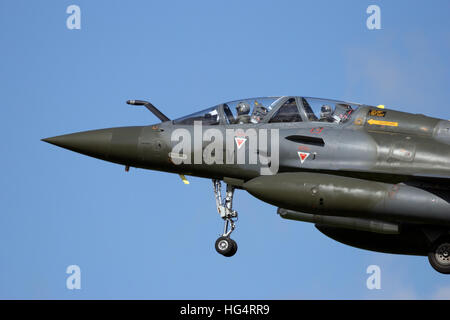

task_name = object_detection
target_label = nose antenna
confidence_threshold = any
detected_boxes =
[126,99,170,122]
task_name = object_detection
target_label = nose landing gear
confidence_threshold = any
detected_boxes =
[213,179,238,257]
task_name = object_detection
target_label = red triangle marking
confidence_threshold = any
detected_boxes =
[298,152,310,164]
[235,137,247,149]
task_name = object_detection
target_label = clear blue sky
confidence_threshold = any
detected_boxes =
[1,0,450,299]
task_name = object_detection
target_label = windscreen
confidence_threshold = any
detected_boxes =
[173,106,221,125]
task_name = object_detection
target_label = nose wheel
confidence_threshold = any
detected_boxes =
[215,236,238,257]
[213,180,239,257]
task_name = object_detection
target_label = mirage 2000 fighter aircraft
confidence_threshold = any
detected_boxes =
[43,96,450,274]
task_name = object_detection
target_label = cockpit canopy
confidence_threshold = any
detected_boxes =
[173,96,362,125]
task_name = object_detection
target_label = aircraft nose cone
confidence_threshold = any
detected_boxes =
[42,128,113,160]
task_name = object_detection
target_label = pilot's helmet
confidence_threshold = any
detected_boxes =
[236,102,250,115]
[320,105,332,118]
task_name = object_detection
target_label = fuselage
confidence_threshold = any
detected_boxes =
[42,96,450,259]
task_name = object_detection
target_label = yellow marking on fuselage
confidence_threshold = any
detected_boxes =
[367,119,398,127]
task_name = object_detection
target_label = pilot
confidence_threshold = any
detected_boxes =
[331,104,353,123]
[250,101,268,124]
[319,105,333,122]
[235,102,251,124]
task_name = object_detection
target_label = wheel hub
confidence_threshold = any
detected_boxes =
[218,240,229,251]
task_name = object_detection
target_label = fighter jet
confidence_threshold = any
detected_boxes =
[42,96,450,274]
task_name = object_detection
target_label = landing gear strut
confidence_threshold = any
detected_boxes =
[213,179,238,257]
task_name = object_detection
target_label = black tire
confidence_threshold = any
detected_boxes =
[223,239,238,257]
[428,236,450,274]
[215,236,233,256]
